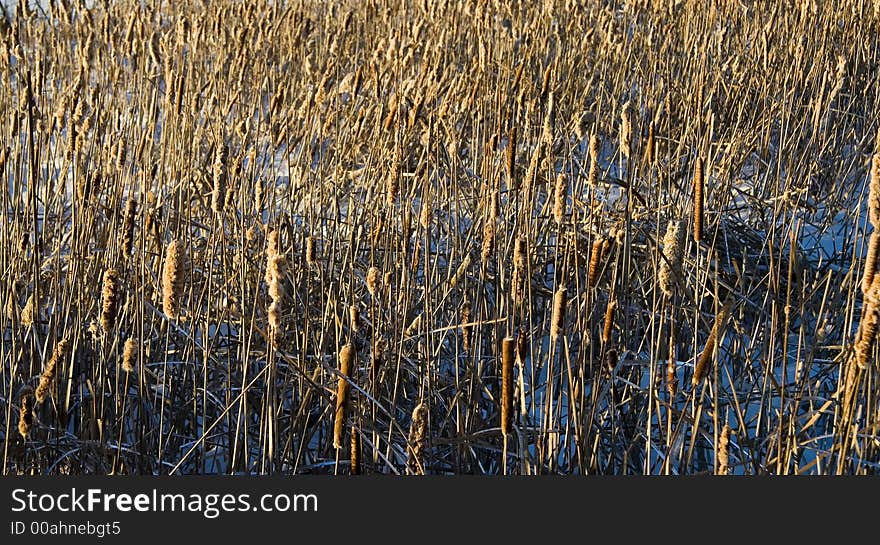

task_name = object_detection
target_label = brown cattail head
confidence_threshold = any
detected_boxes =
[870,154,880,230]
[667,333,678,396]
[22,293,37,328]
[349,304,360,333]
[516,325,530,364]
[461,302,472,354]
[386,172,399,208]
[588,134,600,186]
[481,217,496,272]
[717,424,732,475]
[407,401,429,474]
[863,230,880,295]
[305,236,316,267]
[856,275,880,369]
[602,296,617,345]
[501,336,515,437]
[693,157,704,243]
[619,101,632,159]
[333,344,355,449]
[550,286,566,340]
[122,197,137,258]
[266,229,280,258]
[18,385,35,439]
[553,173,566,225]
[350,424,361,475]
[420,188,432,229]
[366,266,381,298]
[36,338,69,403]
[162,240,184,320]
[693,303,730,386]
[122,336,137,373]
[659,219,686,297]
[101,268,120,333]
[588,236,606,287]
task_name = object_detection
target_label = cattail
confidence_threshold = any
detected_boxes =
[481,217,495,271]
[602,296,617,345]
[162,240,184,320]
[542,91,555,145]
[407,401,429,474]
[386,173,399,208]
[501,336,515,437]
[619,101,632,159]
[588,134,600,186]
[420,189,432,229]
[449,253,472,289]
[305,236,316,267]
[349,304,360,333]
[856,276,880,369]
[667,331,678,396]
[366,266,381,298]
[516,325,530,364]
[553,173,566,225]
[350,424,361,475]
[540,64,552,104]
[122,337,137,373]
[36,338,68,403]
[101,268,120,333]
[265,252,287,339]
[646,121,655,164]
[588,236,605,287]
[267,229,280,258]
[717,424,732,475]
[121,197,137,258]
[333,343,355,449]
[18,385,35,439]
[461,302,472,353]
[863,231,880,295]
[21,293,37,327]
[693,304,729,386]
[870,154,880,229]
[211,142,227,215]
[693,157,704,243]
[550,286,566,340]
[659,219,686,297]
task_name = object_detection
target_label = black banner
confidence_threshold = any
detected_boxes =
[1,476,875,542]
